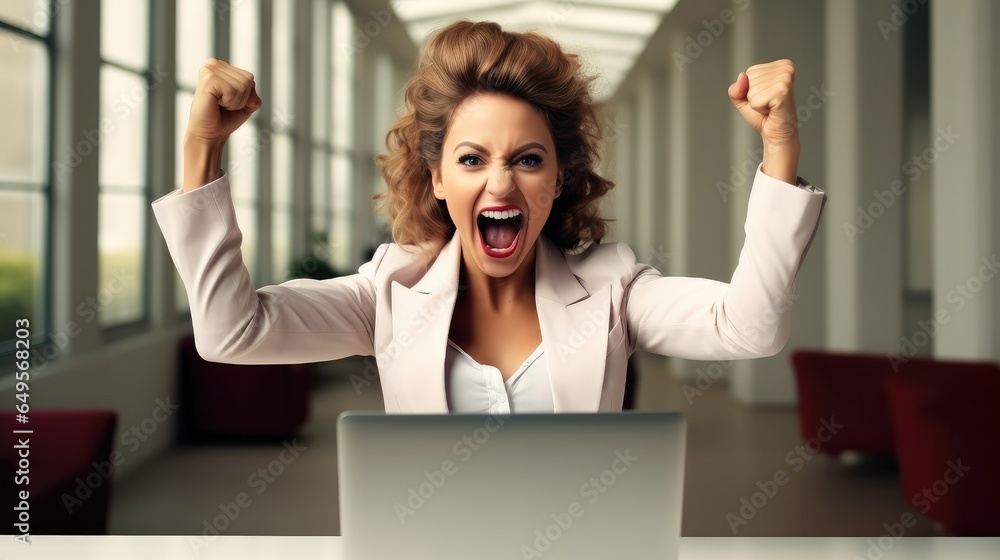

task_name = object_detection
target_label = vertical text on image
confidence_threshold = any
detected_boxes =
[12,318,33,545]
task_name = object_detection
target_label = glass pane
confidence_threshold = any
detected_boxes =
[331,1,353,150]
[271,0,294,119]
[311,0,329,143]
[272,132,292,207]
[228,120,260,203]
[331,211,351,272]
[330,153,353,270]
[176,0,213,88]
[0,31,47,183]
[371,52,394,154]
[332,152,352,216]
[100,66,148,188]
[0,0,50,35]
[234,203,258,284]
[98,192,146,325]
[271,129,293,283]
[101,0,149,70]
[271,210,290,282]
[311,210,328,238]
[175,90,193,189]
[311,147,329,231]
[230,0,259,74]
[0,189,46,347]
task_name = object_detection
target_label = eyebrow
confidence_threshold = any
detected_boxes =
[453,141,548,156]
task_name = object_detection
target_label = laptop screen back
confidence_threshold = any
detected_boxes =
[337,411,686,560]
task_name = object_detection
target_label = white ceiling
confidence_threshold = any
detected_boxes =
[388,0,680,99]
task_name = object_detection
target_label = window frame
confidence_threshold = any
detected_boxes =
[0,14,56,360]
[97,0,154,336]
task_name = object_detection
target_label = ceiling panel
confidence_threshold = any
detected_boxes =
[389,0,679,99]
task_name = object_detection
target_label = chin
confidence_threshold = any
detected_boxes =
[477,254,527,278]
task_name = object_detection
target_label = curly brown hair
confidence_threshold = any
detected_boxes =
[372,20,615,255]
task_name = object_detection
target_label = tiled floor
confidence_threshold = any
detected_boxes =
[109,352,940,537]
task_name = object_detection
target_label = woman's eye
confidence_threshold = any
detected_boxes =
[517,154,543,167]
[457,153,542,167]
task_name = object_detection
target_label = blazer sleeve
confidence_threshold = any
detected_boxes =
[622,164,826,360]
[151,172,385,364]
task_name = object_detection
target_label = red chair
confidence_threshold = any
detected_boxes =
[179,334,310,439]
[1,409,117,534]
[790,349,897,455]
[883,357,1000,535]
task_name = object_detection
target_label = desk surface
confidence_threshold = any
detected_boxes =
[6,536,999,559]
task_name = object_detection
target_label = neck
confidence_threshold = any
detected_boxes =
[458,244,537,313]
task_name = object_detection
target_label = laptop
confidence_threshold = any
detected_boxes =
[337,411,686,560]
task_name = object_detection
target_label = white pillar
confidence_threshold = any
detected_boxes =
[664,25,732,382]
[633,71,669,262]
[607,95,636,245]
[824,0,905,351]
[727,0,827,405]
[930,0,1000,361]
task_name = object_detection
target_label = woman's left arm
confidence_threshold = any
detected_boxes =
[621,60,826,360]
[622,173,824,360]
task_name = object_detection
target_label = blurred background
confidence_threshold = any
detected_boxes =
[1,0,998,540]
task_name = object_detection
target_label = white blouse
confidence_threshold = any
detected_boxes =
[444,339,554,413]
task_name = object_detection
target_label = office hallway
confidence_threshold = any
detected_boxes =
[108,352,939,538]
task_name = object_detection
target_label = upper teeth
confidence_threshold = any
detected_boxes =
[480,209,522,219]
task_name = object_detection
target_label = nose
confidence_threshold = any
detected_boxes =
[484,165,516,199]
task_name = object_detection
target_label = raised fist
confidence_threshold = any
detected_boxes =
[728,59,798,150]
[185,58,261,146]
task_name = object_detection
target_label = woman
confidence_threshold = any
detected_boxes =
[152,20,825,414]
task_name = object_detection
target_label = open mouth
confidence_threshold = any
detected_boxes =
[476,207,524,258]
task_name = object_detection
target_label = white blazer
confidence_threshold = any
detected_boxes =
[151,165,825,413]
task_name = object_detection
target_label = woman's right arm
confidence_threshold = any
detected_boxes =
[152,59,381,364]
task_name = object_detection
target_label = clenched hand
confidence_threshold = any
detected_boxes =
[728,59,800,184]
[183,58,261,192]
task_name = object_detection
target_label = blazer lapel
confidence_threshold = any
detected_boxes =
[534,236,611,412]
[388,233,463,413]
[388,232,611,413]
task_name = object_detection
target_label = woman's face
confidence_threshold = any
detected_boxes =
[431,92,562,279]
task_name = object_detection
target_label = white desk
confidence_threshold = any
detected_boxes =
[6,536,999,559]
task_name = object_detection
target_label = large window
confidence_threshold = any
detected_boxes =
[99,0,150,326]
[369,50,397,247]
[270,0,295,282]
[1,0,373,371]
[228,0,262,285]
[289,0,361,278]
[224,0,358,281]
[174,0,216,313]
[0,8,51,355]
